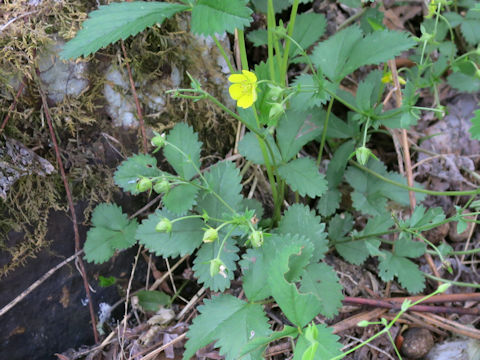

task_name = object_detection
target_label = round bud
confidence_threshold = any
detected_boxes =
[155,218,172,233]
[151,134,166,148]
[249,230,264,247]
[203,228,218,243]
[136,177,152,192]
[153,179,170,194]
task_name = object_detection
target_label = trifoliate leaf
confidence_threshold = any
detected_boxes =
[136,290,170,312]
[135,209,203,258]
[60,2,188,59]
[163,123,202,180]
[240,248,271,302]
[277,204,328,262]
[469,108,480,140]
[292,324,342,360]
[289,74,330,111]
[190,0,253,36]
[299,263,344,318]
[290,13,327,58]
[378,251,425,293]
[162,182,199,215]
[114,154,163,194]
[183,294,271,360]
[84,203,138,264]
[193,236,239,291]
[276,109,324,162]
[196,161,243,221]
[240,326,299,359]
[238,132,282,165]
[311,26,415,82]
[267,235,321,328]
[278,158,327,198]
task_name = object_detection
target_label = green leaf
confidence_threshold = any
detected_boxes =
[402,205,445,230]
[316,189,341,217]
[240,247,271,302]
[162,182,199,215]
[136,290,170,312]
[196,161,243,221]
[278,158,327,198]
[311,26,415,82]
[239,198,264,221]
[276,109,324,162]
[193,236,239,291]
[378,251,425,293]
[289,74,330,111]
[136,209,204,257]
[84,203,138,264]
[395,234,426,258]
[98,276,116,287]
[238,132,282,165]
[114,154,163,194]
[190,0,253,36]
[447,72,480,93]
[247,29,267,47]
[164,123,202,180]
[290,13,327,58]
[240,326,299,359]
[355,70,383,112]
[460,9,480,45]
[277,204,328,262]
[469,108,480,140]
[299,263,344,318]
[267,235,321,328]
[293,324,342,360]
[183,294,271,360]
[328,213,354,242]
[60,2,188,59]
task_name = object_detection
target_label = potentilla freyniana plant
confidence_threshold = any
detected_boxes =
[62,0,480,358]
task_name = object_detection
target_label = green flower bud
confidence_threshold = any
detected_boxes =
[268,103,285,120]
[267,84,284,101]
[437,283,450,293]
[155,218,172,233]
[355,146,374,166]
[153,179,170,194]
[136,177,152,192]
[202,228,218,243]
[151,133,166,148]
[209,258,225,277]
[249,230,264,248]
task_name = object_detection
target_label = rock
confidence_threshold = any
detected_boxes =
[400,327,434,359]
[425,340,475,360]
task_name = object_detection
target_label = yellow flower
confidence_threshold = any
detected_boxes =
[228,70,257,108]
[381,71,406,85]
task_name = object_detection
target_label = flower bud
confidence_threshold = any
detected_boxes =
[266,84,284,101]
[355,146,373,166]
[155,218,172,233]
[249,230,264,247]
[136,177,152,192]
[151,133,166,148]
[202,228,218,243]
[153,179,170,194]
[209,258,224,277]
[268,103,285,120]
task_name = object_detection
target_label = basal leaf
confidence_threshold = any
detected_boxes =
[60,2,188,59]
[193,236,239,291]
[292,324,342,360]
[277,204,328,262]
[191,0,253,36]
[114,154,163,194]
[378,251,425,293]
[84,203,138,264]
[240,247,271,302]
[238,132,282,165]
[183,294,271,360]
[278,158,327,198]
[162,182,199,215]
[136,209,203,258]
[299,263,344,318]
[164,123,202,180]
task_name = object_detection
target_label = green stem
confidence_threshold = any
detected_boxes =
[215,225,238,259]
[213,35,234,74]
[266,0,277,82]
[237,29,249,70]
[316,96,334,166]
[424,274,480,289]
[281,0,300,82]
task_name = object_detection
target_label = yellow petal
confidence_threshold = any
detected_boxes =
[242,70,257,83]
[228,73,246,83]
[237,94,253,108]
[229,83,244,100]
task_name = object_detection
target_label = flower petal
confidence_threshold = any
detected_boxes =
[229,83,244,100]
[242,70,257,83]
[237,94,253,108]
[228,74,246,83]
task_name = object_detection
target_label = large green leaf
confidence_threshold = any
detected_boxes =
[290,12,327,58]
[190,0,253,35]
[135,209,204,258]
[60,1,188,59]
[164,123,202,180]
[84,203,138,264]
[114,154,163,194]
[278,158,327,198]
[183,294,271,360]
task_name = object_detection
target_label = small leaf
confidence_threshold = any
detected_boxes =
[190,0,253,36]
[469,108,480,140]
[293,324,342,360]
[316,189,341,217]
[164,123,202,180]
[136,290,170,312]
[60,2,188,59]
[136,209,204,258]
[114,154,163,194]
[289,74,330,111]
[394,234,426,258]
[84,203,138,264]
[98,276,116,287]
[240,248,271,302]
[378,251,425,293]
[278,158,327,198]
[162,182,199,215]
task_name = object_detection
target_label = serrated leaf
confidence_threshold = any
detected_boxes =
[162,182,199,215]
[316,189,341,217]
[277,204,328,262]
[240,326,299,359]
[267,235,321,328]
[460,9,480,45]
[290,13,327,58]
[84,203,138,264]
[289,74,330,111]
[292,324,342,360]
[276,109,323,162]
[299,263,344,318]
[196,161,243,221]
[395,234,426,258]
[60,2,188,59]
[356,70,383,112]
[193,236,239,291]
[469,108,480,140]
[402,205,445,230]
[312,26,415,82]
[136,209,203,258]
[328,213,354,241]
[240,248,271,302]
[114,154,163,194]
[447,72,480,93]
[278,158,327,198]
[190,0,253,36]
[246,29,267,47]
[183,294,271,360]
[238,132,282,165]
[136,290,170,312]
[239,198,264,221]
[378,251,425,293]
[164,123,202,180]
